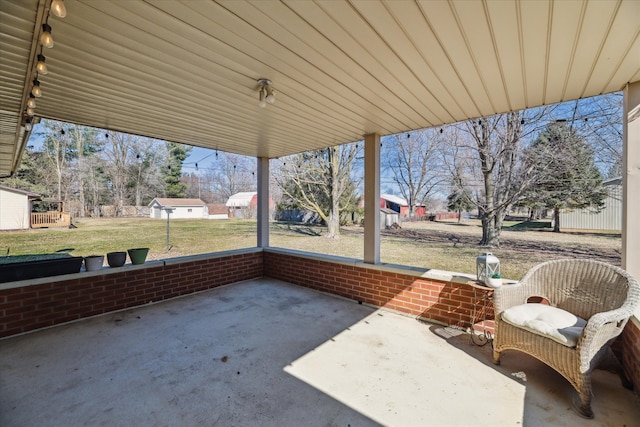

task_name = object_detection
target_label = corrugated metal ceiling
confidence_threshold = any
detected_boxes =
[1,0,639,177]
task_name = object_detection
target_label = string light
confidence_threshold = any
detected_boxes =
[36,54,48,74]
[24,0,67,124]
[31,79,42,97]
[50,0,67,18]
[40,23,54,48]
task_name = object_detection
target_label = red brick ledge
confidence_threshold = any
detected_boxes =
[0,248,263,338]
[263,247,492,331]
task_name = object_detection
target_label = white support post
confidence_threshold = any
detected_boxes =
[623,83,640,276]
[364,133,381,264]
[257,157,270,248]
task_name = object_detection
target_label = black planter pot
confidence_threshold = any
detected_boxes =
[0,257,84,284]
[107,251,127,267]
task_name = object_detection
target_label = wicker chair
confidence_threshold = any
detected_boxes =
[492,259,639,419]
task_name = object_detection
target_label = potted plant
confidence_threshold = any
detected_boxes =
[127,248,149,265]
[84,255,104,272]
[486,273,503,288]
[107,251,127,268]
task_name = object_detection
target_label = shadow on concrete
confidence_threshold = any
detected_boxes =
[426,324,640,426]
[0,279,380,427]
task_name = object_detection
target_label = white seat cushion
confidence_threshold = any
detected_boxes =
[501,303,587,348]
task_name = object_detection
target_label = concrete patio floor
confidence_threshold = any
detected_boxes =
[1,278,639,427]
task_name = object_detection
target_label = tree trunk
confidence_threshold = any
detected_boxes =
[326,211,340,238]
[479,213,500,247]
[75,129,86,217]
[457,209,462,223]
[553,207,561,232]
[326,147,341,239]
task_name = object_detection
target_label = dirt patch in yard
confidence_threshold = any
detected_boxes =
[382,224,621,266]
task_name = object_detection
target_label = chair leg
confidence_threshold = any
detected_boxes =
[492,350,501,365]
[572,379,594,419]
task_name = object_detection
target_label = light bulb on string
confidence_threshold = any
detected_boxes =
[36,54,48,75]
[50,0,67,18]
[25,118,33,132]
[26,107,35,117]
[40,24,54,48]
[31,79,42,97]
[27,95,37,109]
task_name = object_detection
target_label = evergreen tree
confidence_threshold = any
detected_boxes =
[164,142,192,198]
[447,173,474,223]
[525,122,606,232]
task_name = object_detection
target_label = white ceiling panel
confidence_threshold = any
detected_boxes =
[1,0,639,177]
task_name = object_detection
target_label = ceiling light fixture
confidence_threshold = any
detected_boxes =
[258,87,267,108]
[31,79,42,97]
[50,0,67,18]
[40,23,54,48]
[36,54,48,74]
[257,78,275,107]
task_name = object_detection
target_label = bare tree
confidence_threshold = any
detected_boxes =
[131,139,167,206]
[41,120,75,204]
[443,110,546,247]
[275,143,360,238]
[102,132,135,216]
[199,152,255,203]
[384,129,444,217]
[67,124,99,217]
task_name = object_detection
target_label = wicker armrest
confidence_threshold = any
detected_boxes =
[580,307,632,344]
[493,283,529,314]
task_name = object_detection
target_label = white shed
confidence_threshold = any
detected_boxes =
[226,192,257,219]
[0,185,41,230]
[148,198,208,219]
[559,177,622,231]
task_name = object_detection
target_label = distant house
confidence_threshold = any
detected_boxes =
[226,192,274,219]
[559,177,621,231]
[380,194,427,218]
[148,198,208,219]
[0,185,41,230]
[207,203,229,220]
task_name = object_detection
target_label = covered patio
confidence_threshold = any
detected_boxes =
[1,0,640,424]
[3,278,639,426]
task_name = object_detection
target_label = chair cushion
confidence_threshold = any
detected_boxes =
[501,303,587,348]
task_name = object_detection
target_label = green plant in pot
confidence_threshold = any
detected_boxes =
[486,273,503,288]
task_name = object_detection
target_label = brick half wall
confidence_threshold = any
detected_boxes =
[0,249,262,338]
[263,249,493,332]
[622,319,640,400]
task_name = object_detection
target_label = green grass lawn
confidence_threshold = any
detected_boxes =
[0,217,621,280]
